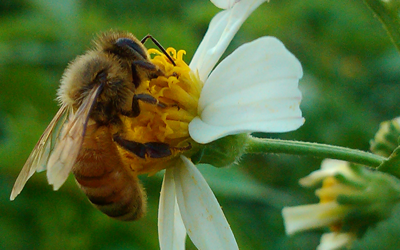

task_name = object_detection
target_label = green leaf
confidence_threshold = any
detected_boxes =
[363,0,400,52]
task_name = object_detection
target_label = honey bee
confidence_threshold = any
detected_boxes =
[10,31,177,221]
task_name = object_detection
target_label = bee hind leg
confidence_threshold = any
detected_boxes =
[113,135,170,158]
[113,134,191,159]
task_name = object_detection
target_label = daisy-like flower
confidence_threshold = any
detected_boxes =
[123,0,303,248]
[10,0,303,249]
[282,159,400,250]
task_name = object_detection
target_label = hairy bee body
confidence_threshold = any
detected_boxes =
[10,31,170,221]
[57,31,155,221]
[74,125,146,221]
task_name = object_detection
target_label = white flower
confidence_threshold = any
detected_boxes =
[282,160,357,250]
[188,0,303,144]
[283,202,356,250]
[282,159,400,250]
[299,159,360,187]
[159,156,238,250]
[317,232,356,250]
[210,0,240,9]
[282,201,350,236]
[282,160,355,234]
[158,0,304,249]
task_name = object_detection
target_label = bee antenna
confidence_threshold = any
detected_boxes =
[141,35,176,66]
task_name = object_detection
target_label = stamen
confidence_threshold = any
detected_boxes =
[117,47,203,174]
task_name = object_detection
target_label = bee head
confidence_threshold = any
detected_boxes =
[94,31,149,62]
[58,51,134,124]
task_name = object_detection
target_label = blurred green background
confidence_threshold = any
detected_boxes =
[1,0,400,249]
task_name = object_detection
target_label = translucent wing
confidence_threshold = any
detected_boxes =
[46,84,104,191]
[10,84,103,200]
[10,104,70,200]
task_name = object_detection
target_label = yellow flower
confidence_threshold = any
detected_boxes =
[116,48,200,175]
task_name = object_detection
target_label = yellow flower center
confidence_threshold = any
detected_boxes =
[318,177,343,232]
[117,48,203,175]
[318,177,339,204]
[316,176,357,232]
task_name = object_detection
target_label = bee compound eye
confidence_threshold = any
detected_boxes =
[115,38,148,60]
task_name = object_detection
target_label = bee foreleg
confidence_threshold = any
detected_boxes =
[134,94,167,108]
[132,60,158,70]
[129,93,167,117]
[132,61,164,77]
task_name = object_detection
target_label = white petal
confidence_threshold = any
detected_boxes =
[282,201,348,235]
[159,169,186,250]
[211,0,240,9]
[199,37,303,111]
[174,156,238,250]
[317,232,356,250]
[190,117,304,144]
[299,159,357,187]
[189,37,304,144]
[201,79,302,126]
[189,0,267,81]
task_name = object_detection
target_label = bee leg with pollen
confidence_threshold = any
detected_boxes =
[113,134,191,159]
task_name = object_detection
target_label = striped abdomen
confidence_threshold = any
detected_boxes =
[73,125,146,221]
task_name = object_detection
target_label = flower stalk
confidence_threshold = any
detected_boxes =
[245,135,386,168]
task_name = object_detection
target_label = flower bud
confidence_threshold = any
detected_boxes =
[370,117,400,157]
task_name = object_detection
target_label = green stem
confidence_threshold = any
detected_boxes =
[246,136,386,167]
[363,0,400,52]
